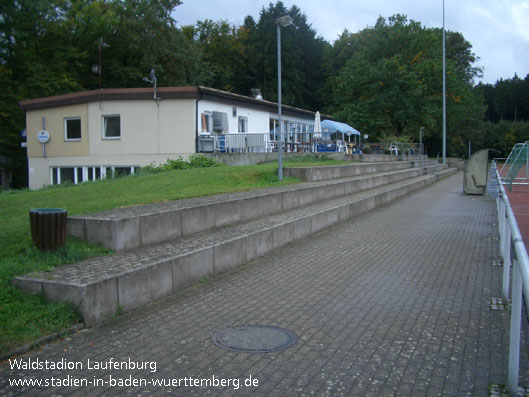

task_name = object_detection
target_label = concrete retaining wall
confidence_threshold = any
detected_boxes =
[203,152,398,165]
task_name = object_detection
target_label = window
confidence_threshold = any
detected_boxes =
[269,119,278,140]
[64,117,81,141]
[103,115,121,139]
[238,116,248,133]
[201,112,212,133]
[59,168,75,184]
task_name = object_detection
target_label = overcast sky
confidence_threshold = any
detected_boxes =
[172,0,529,85]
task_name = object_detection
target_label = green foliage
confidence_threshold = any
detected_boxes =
[188,154,220,168]
[142,155,220,173]
[361,145,371,154]
[477,73,529,123]
[323,15,484,157]
[0,238,109,353]
[377,133,414,144]
[481,120,529,157]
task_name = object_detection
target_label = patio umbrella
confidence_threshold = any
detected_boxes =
[313,111,322,139]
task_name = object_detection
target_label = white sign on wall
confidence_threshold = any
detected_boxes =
[37,130,50,144]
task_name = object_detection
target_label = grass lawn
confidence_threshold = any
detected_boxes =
[0,157,349,354]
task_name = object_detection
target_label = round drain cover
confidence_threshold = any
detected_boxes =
[211,325,298,353]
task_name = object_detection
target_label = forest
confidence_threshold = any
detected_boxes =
[1,0,528,188]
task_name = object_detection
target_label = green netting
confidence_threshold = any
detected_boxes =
[503,142,529,191]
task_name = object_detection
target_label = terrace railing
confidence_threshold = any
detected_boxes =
[198,133,425,158]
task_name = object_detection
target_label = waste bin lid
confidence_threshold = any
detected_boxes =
[30,208,67,214]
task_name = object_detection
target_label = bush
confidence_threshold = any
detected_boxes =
[362,145,371,154]
[165,157,191,170]
[188,154,219,168]
[142,155,220,173]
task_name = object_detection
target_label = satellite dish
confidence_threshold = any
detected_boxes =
[143,69,159,99]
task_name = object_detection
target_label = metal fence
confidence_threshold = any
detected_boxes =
[198,133,424,157]
[498,141,529,191]
[492,159,529,395]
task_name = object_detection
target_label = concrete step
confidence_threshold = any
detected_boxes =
[13,171,456,326]
[437,167,459,179]
[68,165,422,252]
[447,158,466,170]
[283,161,410,182]
[423,163,448,174]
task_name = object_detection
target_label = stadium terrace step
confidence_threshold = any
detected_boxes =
[68,162,421,252]
[13,170,457,326]
[283,160,410,182]
[423,163,449,174]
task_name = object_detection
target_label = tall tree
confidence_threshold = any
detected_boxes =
[246,1,328,109]
[324,15,484,157]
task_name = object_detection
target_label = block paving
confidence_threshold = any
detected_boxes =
[2,172,528,396]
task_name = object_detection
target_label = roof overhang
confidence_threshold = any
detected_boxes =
[18,86,333,121]
[18,87,200,111]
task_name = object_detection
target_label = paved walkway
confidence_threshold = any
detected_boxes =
[1,172,528,396]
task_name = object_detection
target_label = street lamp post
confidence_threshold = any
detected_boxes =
[276,15,293,181]
[420,127,424,172]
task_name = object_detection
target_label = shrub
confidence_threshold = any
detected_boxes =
[165,157,191,170]
[188,154,219,168]
[142,155,220,173]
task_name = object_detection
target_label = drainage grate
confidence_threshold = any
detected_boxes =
[211,325,298,353]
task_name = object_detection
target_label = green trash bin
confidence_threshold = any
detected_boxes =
[29,208,68,251]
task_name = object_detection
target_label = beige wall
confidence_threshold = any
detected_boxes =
[26,103,89,158]
[26,98,197,189]
[27,153,195,190]
[158,100,196,154]
[88,99,196,156]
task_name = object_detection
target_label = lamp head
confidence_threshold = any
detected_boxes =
[275,15,293,27]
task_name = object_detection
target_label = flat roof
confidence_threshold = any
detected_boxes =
[19,86,330,120]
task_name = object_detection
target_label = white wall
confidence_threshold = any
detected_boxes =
[26,95,317,189]
[197,100,314,134]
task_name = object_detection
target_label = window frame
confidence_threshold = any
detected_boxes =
[64,117,82,141]
[201,112,212,133]
[238,116,248,133]
[102,114,121,140]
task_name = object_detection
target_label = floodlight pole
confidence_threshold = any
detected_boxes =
[276,15,292,181]
[442,0,447,164]
[277,23,283,181]
[420,127,424,172]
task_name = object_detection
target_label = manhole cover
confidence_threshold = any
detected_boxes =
[211,325,298,353]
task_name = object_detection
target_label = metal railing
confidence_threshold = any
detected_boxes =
[198,134,426,158]
[492,159,529,395]
[198,133,273,153]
